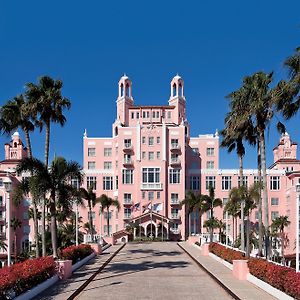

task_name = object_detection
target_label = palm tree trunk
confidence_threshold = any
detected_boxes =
[33,204,39,258]
[239,154,245,252]
[210,208,213,242]
[107,208,110,236]
[14,233,17,260]
[42,121,50,257]
[232,216,235,245]
[246,214,250,257]
[257,140,263,256]
[260,131,269,258]
[88,202,94,242]
[24,128,32,159]
[281,230,285,264]
[50,202,58,258]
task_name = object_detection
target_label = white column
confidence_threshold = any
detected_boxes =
[75,204,79,246]
[225,211,228,247]
[7,193,11,266]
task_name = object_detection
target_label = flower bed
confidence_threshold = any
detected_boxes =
[60,244,93,264]
[209,242,246,263]
[208,242,300,299]
[0,256,56,298]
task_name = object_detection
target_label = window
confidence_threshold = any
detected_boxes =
[169,169,180,184]
[206,148,214,156]
[271,211,279,220]
[122,169,133,184]
[148,191,154,200]
[171,153,179,163]
[157,192,160,199]
[157,137,160,144]
[104,162,112,169]
[124,154,131,163]
[206,161,214,169]
[124,208,131,218]
[104,211,112,219]
[142,136,146,144]
[87,176,97,190]
[238,176,248,187]
[88,211,96,220]
[142,168,160,183]
[149,137,154,145]
[142,152,146,159]
[171,223,179,231]
[156,111,159,118]
[271,198,279,206]
[157,152,161,159]
[168,111,171,119]
[88,148,95,157]
[0,196,2,206]
[222,176,232,190]
[223,211,229,220]
[171,208,179,217]
[116,176,118,189]
[103,176,113,190]
[270,176,280,190]
[143,111,146,118]
[147,111,150,118]
[171,139,179,148]
[124,193,132,203]
[192,148,199,155]
[104,148,112,157]
[148,152,154,160]
[190,176,200,190]
[0,180,2,187]
[131,112,134,119]
[152,111,155,118]
[142,191,145,199]
[104,225,112,235]
[88,161,95,170]
[124,139,132,148]
[254,176,260,184]
[206,176,215,190]
[171,193,179,204]
[137,112,139,119]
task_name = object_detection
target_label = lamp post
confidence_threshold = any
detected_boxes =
[71,178,79,246]
[225,211,228,247]
[296,183,300,272]
[3,177,12,266]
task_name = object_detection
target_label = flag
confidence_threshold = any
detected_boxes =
[153,203,163,212]
[131,202,140,212]
[142,202,151,213]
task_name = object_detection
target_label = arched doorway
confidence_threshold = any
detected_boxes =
[146,223,156,238]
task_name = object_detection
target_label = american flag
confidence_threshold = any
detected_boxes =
[131,202,140,212]
[142,202,151,213]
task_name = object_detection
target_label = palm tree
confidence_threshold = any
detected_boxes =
[202,187,222,242]
[25,76,71,257]
[203,217,219,239]
[271,215,290,262]
[16,157,82,258]
[80,188,98,242]
[0,240,7,252]
[98,195,120,237]
[11,217,22,259]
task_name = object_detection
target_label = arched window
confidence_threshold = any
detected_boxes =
[126,83,130,97]
[115,127,118,136]
[172,83,177,97]
[179,83,183,96]
[120,83,124,97]
[14,142,17,148]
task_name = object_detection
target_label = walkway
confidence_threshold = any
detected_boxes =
[179,242,276,300]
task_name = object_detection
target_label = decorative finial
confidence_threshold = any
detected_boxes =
[83,129,87,138]
[215,129,219,137]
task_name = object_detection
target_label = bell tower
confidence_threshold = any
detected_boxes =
[4,131,28,160]
[116,74,134,126]
[168,74,186,124]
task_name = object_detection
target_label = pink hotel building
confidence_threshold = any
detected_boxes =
[0,74,299,266]
[83,74,300,254]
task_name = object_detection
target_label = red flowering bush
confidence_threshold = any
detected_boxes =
[209,242,246,263]
[0,256,56,298]
[283,270,300,299]
[60,244,93,264]
[247,258,270,281]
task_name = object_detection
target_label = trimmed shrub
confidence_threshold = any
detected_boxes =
[0,256,56,298]
[209,242,246,263]
[60,244,93,264]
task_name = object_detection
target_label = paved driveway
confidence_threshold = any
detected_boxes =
[78,242,232,300]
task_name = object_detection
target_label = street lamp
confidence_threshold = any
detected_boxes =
[71,178,80,246]
[3,177,12,266]
[296,183,300,272]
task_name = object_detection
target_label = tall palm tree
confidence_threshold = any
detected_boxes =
[80,188,99,242]
[11,217,22,259]
[271,215,290,261]
[16,157,82,258]
[202,187,222,242]
[98,195,120,237]
[25,75,71,257]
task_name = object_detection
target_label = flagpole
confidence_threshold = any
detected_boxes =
[150,199,153,239]
[140,202,142,240]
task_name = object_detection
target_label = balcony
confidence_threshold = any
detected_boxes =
[170,158,181,166]
[170,213,180,219]
[171,198,180,205]
[123,144,133,152]
[124,213,132,219]
[170,228,180,234]
[140,183,163,190]
[123,158,134,167]
[170,144,181,152]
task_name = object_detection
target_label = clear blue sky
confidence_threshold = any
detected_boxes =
[0,0,299,169]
